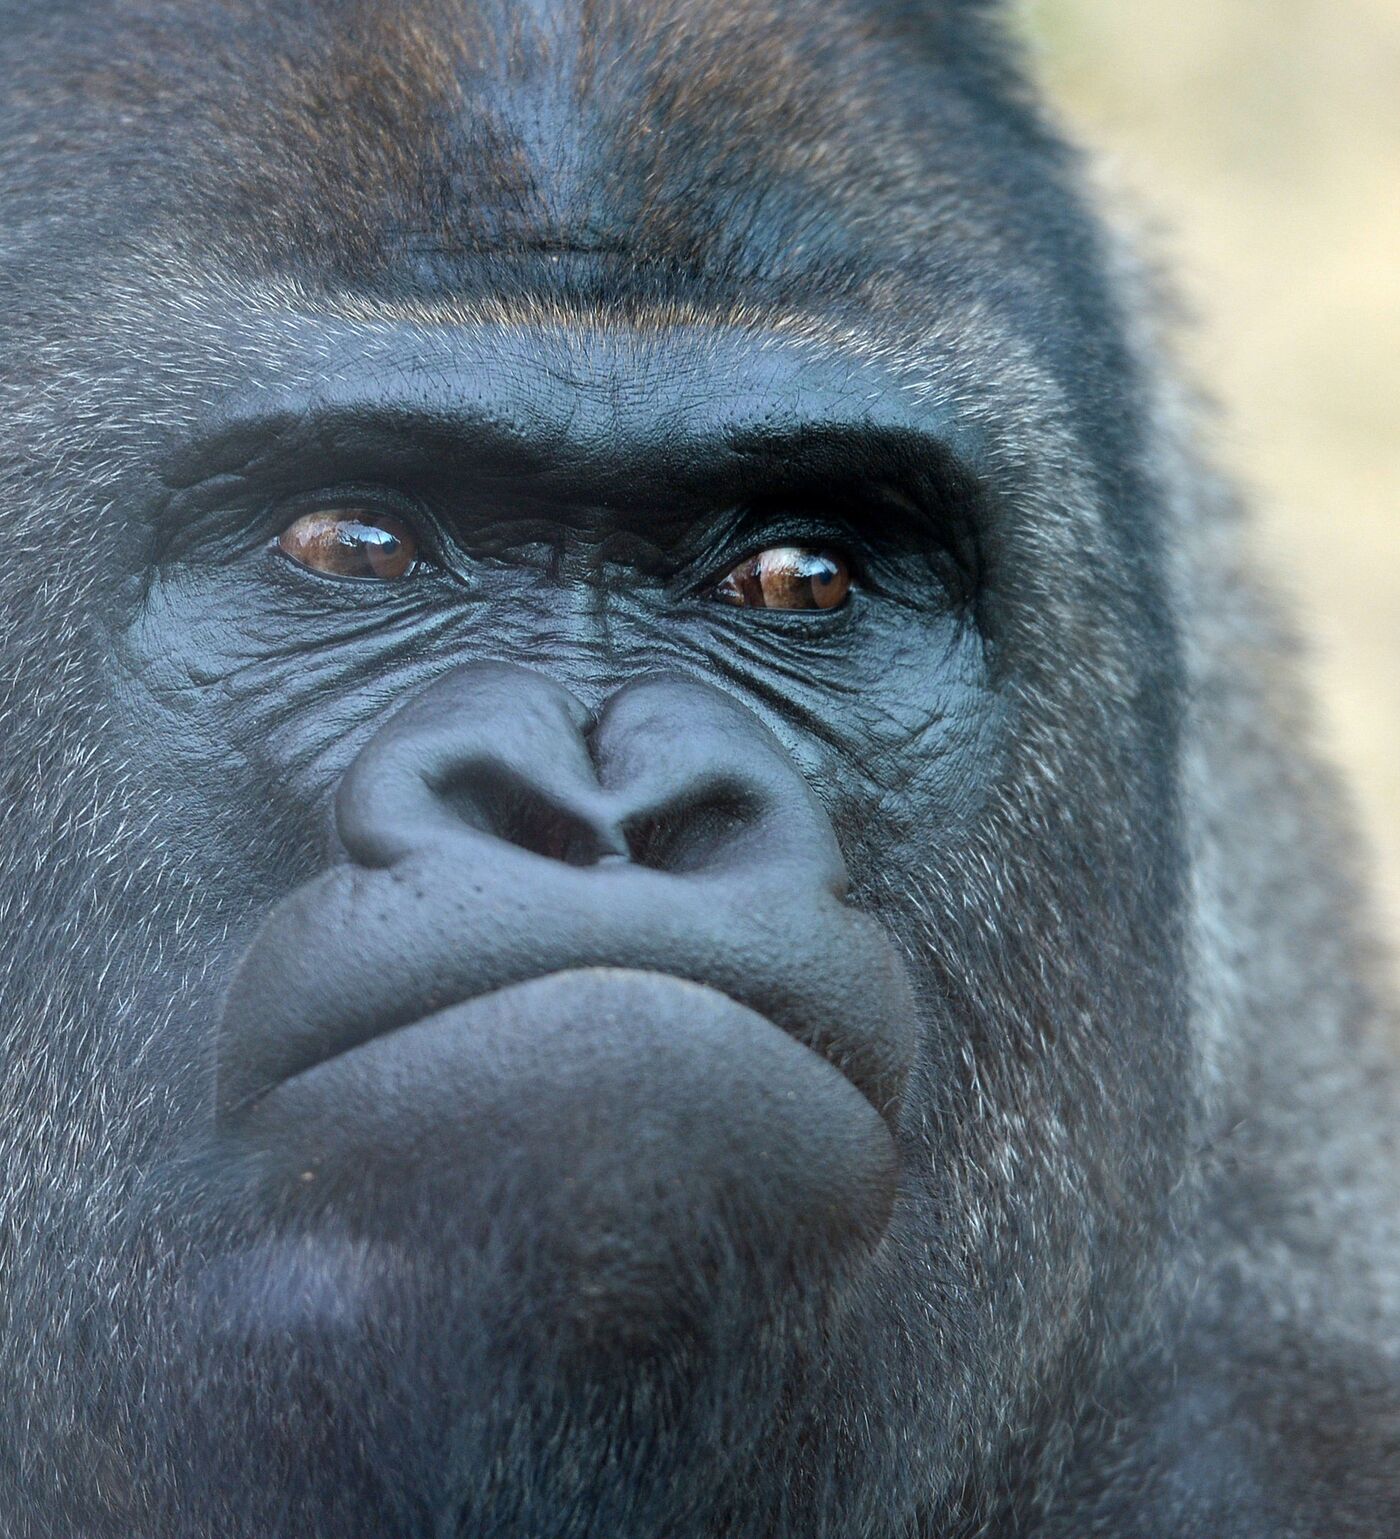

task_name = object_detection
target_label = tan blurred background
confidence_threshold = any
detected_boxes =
[1021,0,1400,952]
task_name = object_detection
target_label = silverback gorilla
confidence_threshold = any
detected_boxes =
[0,0,1397,1534]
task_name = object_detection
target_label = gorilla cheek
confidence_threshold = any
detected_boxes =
[212,663,917,1333]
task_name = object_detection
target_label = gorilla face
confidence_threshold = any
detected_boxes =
[0,2,1189,1534]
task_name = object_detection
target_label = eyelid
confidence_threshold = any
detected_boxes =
[676,509,866,595]
[272,484,429,529]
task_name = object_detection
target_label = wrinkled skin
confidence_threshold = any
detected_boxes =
[0,1,1398,1536]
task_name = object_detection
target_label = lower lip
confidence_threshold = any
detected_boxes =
[224,967,899,1266]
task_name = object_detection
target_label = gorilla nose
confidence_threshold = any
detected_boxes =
[216,663,919,1233]
[334,664,632,870]
[332,661,851,888]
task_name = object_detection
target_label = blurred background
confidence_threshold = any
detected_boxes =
[1021,0,1400,955]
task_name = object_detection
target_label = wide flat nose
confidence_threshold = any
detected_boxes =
[336,662,848,889]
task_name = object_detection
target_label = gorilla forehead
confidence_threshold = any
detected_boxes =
[4,0,1093,312]
[8,0,906,252]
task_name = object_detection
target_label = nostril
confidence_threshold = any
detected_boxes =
[622,787,765,875]
[587,676,847,891]
[434,768,628,868]
[502,797,625,868]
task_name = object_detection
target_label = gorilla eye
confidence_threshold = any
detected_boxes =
[711,547,852,611]
[275,509,420,581]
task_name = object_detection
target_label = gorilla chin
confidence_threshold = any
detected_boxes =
[183,963,904,1537]
[220,968,900,1325]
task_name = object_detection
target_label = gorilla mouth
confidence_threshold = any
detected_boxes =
[271,965,892,1120]
[221,966,901,1276]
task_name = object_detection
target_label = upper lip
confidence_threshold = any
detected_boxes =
[222,964,902,1133]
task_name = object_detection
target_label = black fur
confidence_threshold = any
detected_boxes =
[0,2,1396,1535]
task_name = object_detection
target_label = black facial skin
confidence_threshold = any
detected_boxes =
[2,1,1398,1536]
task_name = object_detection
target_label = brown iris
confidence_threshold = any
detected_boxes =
[712,546,852,611]
[276,510,420,581]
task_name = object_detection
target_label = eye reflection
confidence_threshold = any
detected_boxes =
[276,510,420,581]
[712,547,852,611]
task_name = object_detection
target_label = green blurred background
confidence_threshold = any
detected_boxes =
[1023,0,1400,950]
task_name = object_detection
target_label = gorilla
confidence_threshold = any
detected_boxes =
[0,0,1396,1534]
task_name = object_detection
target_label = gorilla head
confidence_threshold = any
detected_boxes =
[1,1,1396,1535]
